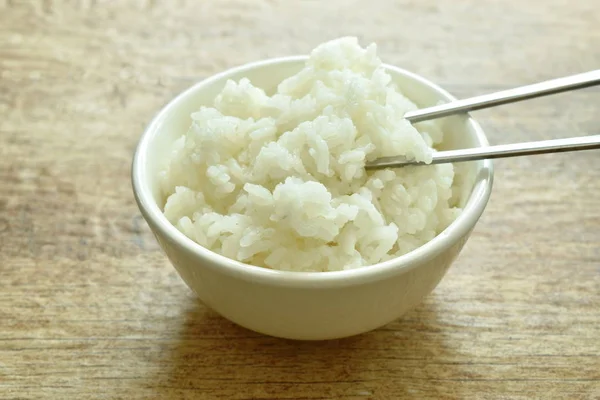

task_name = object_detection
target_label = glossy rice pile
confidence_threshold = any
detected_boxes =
[160,37,461,272]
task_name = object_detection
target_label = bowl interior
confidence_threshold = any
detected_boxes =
[133,57,493,283]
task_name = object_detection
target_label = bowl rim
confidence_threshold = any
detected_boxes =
[132,55,494,288]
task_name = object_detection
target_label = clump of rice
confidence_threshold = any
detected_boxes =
[160,37,461,272]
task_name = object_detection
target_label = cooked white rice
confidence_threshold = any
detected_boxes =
[159,37,461,272]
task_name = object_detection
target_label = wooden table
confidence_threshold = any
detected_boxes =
[1,1,599,399]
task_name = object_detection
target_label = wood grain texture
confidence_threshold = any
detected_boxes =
[1,0,599,399]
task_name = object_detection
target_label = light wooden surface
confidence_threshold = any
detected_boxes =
[1,1,599,399]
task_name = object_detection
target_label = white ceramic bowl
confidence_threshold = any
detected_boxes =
[132,56,493,340]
